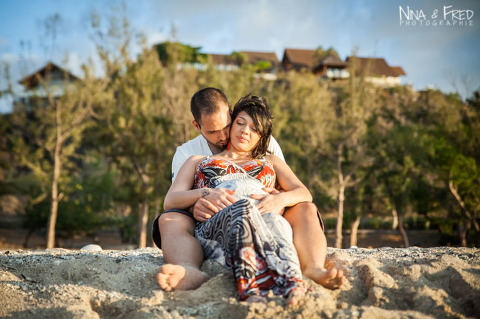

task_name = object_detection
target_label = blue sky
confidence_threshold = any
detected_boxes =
[1,0,479,112]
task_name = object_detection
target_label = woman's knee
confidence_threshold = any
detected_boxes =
[283,202,319,224]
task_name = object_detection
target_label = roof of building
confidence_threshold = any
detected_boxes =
[240,51,279,65]
[346,57,399,77]
[19,62,79,89]
[209,51,279,66]
[282,48,316,68]
[318,53,347,67]
[209,54,232,65]
[391,66,407,76]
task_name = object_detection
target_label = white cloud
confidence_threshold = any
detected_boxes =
[1,53,19,64]
[146,31,168,47]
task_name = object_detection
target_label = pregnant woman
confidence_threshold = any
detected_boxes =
[163,94,312,304]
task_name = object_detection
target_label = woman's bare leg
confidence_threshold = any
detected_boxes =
[283,202,344,289]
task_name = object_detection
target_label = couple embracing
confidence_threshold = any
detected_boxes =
[153,88,344,304]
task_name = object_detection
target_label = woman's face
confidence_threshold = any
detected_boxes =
[230,111,261,153]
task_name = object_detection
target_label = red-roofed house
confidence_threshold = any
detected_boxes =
[209,54,239,71]
[281,48,316,71]
[314,53,349,79]
[281,48,349,79]
[391,66,406,77]
[346,57,406,87]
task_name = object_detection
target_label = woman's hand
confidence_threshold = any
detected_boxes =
[250,187,286,215]
[193,188,237,222]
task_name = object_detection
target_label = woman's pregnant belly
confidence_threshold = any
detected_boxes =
[215,177,267,204]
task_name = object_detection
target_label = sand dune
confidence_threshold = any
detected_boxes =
[1,247,479,318]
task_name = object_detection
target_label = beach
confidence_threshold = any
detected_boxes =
[1,247,479,318]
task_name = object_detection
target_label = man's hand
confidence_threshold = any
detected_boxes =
[250,187,286,215]
[193,188,237,222]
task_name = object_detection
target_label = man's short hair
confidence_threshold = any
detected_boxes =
[190,87,231,125]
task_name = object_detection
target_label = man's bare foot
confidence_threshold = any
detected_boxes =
[304,263,345,290]
[244,295,267,303]
[157,263,209,291]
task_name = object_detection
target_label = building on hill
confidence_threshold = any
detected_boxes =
[346,57,406,87]
[281,48,348,80]
[391,66,406,77]
[240,51,279,71]
[207,50,279,80]
[17,62,79,110]
[281,48,316,72]
[208,54,235,71]
[313,53,349,80]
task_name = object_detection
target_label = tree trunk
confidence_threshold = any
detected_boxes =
[459,221,468,247]
[449,179,471,246]
[350,215,361,247]
[138,200,149,248]
[335,184,345,249]
[335,144,345,249]
[397,213,410,248]
[138,173,150,248]
[392,208,398,229]
[47,103,62,249]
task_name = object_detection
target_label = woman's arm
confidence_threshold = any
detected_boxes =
[253,155,312,214]
[163,155,207,211]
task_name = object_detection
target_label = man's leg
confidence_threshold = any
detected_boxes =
[156,212,208,291]
[283,202,344,289]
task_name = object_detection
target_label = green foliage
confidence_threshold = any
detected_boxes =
[154,41,208,66]
[254,61,272,72]
[2,17,479,247]
[228,51,248,66]
[313,46,341,65]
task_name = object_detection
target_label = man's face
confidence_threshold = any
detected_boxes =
[193,105,231,152]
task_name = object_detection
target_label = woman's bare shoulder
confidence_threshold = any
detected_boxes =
[186,155,207,162]
[265,154,282,164]
[184,155,208,168]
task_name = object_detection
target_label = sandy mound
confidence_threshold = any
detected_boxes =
[1,247,479,318]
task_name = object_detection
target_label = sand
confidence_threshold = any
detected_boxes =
[1,246,479,319]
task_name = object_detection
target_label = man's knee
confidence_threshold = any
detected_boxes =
[158,212,196,236]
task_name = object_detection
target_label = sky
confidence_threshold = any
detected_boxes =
[1,0,479,113]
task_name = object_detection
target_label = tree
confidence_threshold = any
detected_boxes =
[96,44,177,247]
[154,41,208,67]
[325,59,378,248]
[425,89,480,246]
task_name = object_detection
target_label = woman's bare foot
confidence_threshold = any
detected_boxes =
[286,290,303,306]
[157,263,209,291]
[304,263,345,290]
[244,295,267,303]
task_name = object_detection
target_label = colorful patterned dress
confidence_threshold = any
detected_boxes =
[193,157,304,300]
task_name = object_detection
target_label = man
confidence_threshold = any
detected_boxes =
[155,87,343,291]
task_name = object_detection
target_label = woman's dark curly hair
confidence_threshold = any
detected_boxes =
[231,94,273,159]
